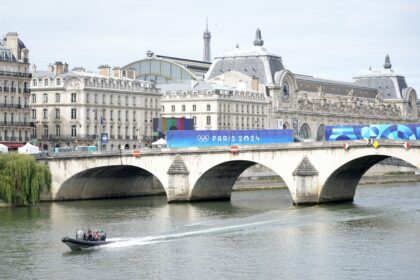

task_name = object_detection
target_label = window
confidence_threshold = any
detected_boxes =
[55,93,60,103]
[33,80,37,86]
[86,93,90,103]
[94,94,98,103]
[125,96,128,105]
[125,111,129,121]
[133,111,136,121]
[43,109,48,119]
[71,108,77,119]
[117,96,121,105]
[43,93,48,103]
[71,125,77,137]
[31,94,36,103]
[56,78,61,86]
[110,95,113,104]
[206,116,211,125]
[207,104,211,111]
[71,93,77,103]
[171,105,175,112]
[86,109,90,120]
[43,125,48,138]
[193,104,196,111]
[182,105,186,112]
[31,109,36,119]
[44,79,48,86]
[162,106,165,112]
[118,111,121,121]
[55,109,60,119]
[193,116,197,125]
[55,125,60,136]
[102,95,106,104]
[110,110,114,121]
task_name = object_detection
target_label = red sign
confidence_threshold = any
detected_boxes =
[403,142,410,150]
[230,145,239,154]
[132,150,141,157]
[342,143,349,150]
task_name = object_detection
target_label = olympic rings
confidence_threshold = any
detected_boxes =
[197,135,210,142]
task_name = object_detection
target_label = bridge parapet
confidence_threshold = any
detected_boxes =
[42,140,420,205]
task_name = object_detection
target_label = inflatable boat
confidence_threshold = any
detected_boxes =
[62,229,114,250]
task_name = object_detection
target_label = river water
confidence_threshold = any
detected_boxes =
[1,182,420,280]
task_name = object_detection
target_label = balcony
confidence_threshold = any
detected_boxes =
[0,136,30,142]
[0,70,32,78]
[41,134,97,141]
[0,121,32,127]
[0,104,23,109]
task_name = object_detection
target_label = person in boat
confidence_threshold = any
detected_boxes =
[87,229,93,241]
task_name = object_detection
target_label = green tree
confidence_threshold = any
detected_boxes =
[0,154,51,206]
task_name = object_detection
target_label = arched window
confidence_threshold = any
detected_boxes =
[316,124,325,141]
[299,123,311,139]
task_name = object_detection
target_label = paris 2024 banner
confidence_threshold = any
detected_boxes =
[325,124,420,141]
[167,129,294,148]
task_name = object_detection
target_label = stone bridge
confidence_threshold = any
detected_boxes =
[42,140,420,205]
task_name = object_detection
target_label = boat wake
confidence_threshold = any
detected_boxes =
[103,218,281,249]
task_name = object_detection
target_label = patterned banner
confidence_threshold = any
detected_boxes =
[325,124,420,141]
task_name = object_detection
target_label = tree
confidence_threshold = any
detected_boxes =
[0,154,51,206]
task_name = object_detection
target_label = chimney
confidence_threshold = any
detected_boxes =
[63,62,69,73]
[54,61,64,75]
[98,65,111,77]
[126,68,136,79]
[112,67,122,79]
[251,76,259,91]
[31,64,37,73]
[4,32,19,59]
[48,63,54,73]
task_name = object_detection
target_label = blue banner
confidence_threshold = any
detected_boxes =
[101,133,109,144]
[166,129,294,148]
[325,124,420,141]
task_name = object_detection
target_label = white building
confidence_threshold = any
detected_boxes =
[159,81,269,131]
[0,32,31,149]
[30,62,161,150]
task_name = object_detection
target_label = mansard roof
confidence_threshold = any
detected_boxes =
[205,45,284,85]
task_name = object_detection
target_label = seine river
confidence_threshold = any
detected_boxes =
[1,182,420,280]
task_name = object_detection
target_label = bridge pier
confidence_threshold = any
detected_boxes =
[291,157,320,205]
[167,155,191,202]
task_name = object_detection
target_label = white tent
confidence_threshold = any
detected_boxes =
[151,138,167,148]
[0,144,8,153]
[18,143,40,154]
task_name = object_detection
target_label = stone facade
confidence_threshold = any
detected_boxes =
[30,62,161,150]
[205,29,419,140]
[159,81,269,130]
[0,32,32,148]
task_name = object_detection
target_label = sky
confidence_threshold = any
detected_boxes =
[2,0,419,91]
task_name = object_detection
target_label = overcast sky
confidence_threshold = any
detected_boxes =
[2,0,419,91]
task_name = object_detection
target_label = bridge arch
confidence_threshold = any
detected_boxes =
[319,153,418,203]
[190,160,291,202]
[55,165,166,200]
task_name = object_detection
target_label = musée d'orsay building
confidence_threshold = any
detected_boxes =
[122,27,419,141]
